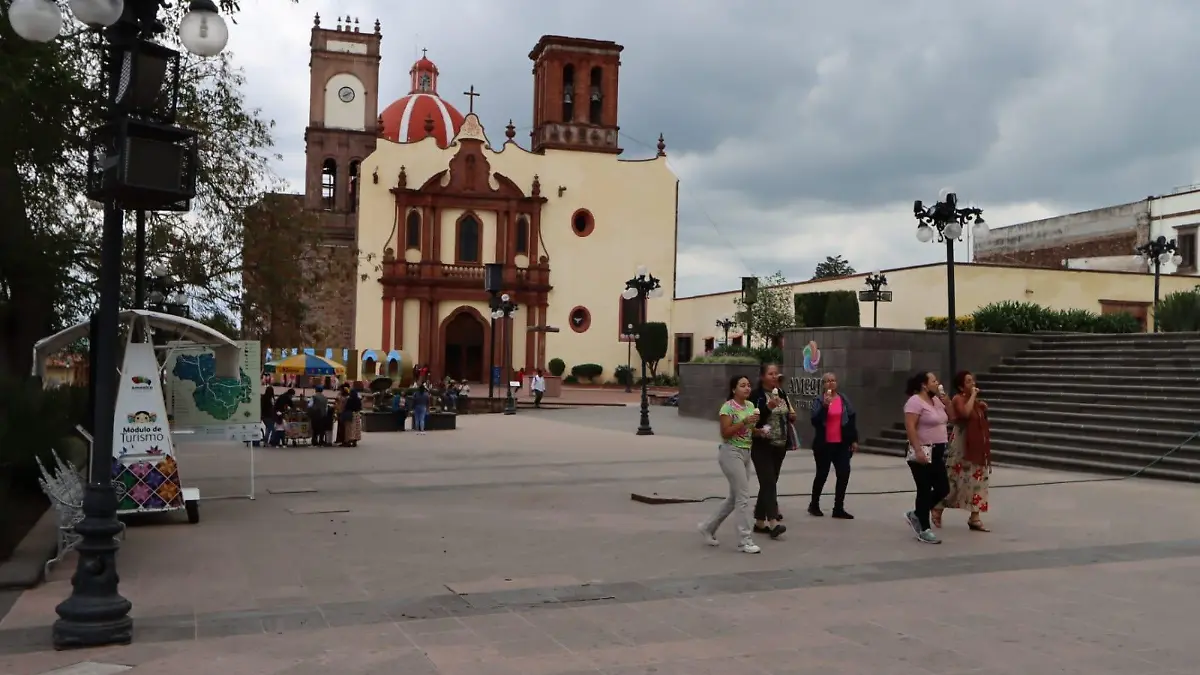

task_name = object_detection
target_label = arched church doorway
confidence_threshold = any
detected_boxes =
[443,311,485,382]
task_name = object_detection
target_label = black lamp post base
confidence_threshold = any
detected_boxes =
[503,391,517,415]
[52,614,133,651]
[636,425,654,436]
[51,485,133,650]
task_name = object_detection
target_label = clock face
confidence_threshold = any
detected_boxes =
[338,86,355,103]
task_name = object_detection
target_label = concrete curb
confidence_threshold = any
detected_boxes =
[0,508,56,591]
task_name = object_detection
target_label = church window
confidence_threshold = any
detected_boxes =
[561,64,575,121]
[405,210,421,250]
[456,214,481,263]
[515,216,529,255]
[619,294,644,339]
[418,73,432,92]
[568,306,591,334]
[570,208,595,237]
[320,159,337,210]
[589,67,603,124]
[348,160,360,213]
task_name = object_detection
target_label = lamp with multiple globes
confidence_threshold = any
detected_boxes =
[1134,235,1183,332]
[860,271,890,328]
[913,190,986,380]
[8,0,230,651]
[623,266,663,436]
[490,293,519,414]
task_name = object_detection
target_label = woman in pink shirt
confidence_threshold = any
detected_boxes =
[808,372,859,519]
[902,371,952,544]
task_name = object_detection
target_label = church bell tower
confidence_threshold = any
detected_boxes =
[529,35,623,154]
[304,13,382,235]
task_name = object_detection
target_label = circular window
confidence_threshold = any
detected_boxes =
[568,306,591,333]
[571,209,595,237]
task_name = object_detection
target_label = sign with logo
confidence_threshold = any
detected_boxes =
[802,341,821,373]
[113,342,174,461]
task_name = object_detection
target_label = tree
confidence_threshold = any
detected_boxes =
[812,255,856,279]
[635,321,668,378]
[733,271,795,346]
[0,4,306,381]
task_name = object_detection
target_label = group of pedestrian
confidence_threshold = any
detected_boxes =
[700,363,991,553]
[261,384,363,447]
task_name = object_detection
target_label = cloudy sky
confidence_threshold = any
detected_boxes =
[225,0,1200,296]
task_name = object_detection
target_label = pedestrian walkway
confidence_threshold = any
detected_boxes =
[1,409,1197,673]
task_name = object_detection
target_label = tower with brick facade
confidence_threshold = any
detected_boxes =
[529,36,623,154]
[304,13,382,240]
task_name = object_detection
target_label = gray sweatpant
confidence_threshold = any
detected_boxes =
[701,443,755,542]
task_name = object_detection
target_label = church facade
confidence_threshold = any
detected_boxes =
[276,17,679,383]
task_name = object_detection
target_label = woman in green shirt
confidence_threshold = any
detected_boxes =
[697,375,762,554]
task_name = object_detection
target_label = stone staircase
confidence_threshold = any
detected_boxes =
[860,333,1200,482]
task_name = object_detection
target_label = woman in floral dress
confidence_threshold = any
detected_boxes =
[933,370,992,531]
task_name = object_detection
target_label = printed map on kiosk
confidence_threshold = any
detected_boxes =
[166,340,262,441]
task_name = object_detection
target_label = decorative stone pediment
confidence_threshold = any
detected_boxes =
[417,137,527,199]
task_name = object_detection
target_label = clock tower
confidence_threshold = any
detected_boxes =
[304,13,382,234]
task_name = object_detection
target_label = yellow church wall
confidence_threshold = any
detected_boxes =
[672,263,1197,345]
[354,121,678,381]
[401,299,420,356]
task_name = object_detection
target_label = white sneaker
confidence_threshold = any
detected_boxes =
[697,523,719,547]
[737,540,761,554]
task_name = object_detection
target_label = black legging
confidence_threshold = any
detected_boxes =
[908,443,950,530]
[751,442,786,521]
[811,443,852,509]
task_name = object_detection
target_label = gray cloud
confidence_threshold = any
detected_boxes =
[226,0,1200,294]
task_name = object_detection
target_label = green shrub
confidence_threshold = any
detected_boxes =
[1156,288,1200,332]
[614,365,634,386]
[690,355,760,364]
[563,374,579,384]
[652,373,679,386]
[926,302,1142,334]
[795,290,860,328]
[569,363,604,381]
[547,358,566,377]
[712,344,755,359]
[635,321,669,377]
[710,344,781,364]
[1090,311,1141,334]
[924,316,977,331]
[0,379,90,492]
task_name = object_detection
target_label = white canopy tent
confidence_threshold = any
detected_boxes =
[31,309,240,379]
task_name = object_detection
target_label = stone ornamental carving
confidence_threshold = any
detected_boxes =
[453,113,489,145]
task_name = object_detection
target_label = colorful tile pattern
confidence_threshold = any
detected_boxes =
[111,455,184,512]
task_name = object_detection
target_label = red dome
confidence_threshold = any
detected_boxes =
[379,94,465,147]
[378,53,464,148]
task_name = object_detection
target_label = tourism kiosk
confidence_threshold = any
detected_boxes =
[33,309,243,524]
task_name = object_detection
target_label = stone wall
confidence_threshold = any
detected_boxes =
[780,328,1034,449]
[678,362,760,419]
[974,200,1149,269]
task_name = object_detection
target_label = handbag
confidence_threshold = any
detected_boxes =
[786,422,801,452]
[906,443,932,463]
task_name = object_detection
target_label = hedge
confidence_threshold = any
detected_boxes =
[925,301,1140,334]
[794,290,860,328]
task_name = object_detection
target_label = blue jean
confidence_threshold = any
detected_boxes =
[413,406,428,431]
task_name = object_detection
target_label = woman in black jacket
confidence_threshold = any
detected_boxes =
[808,371,858,519]
[748,362,795,540]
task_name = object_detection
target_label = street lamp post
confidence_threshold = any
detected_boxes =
[715,317,735,347]
[621,323,638,393]
[491,295,519,415]
[739,277,758,347]
[623,266,664,435]
[914,192,987,381]
[148,265,190,318]
[858,272,891,328]
[484,263,502,400]
[10,0,229,650]
[1135,236,1183,332]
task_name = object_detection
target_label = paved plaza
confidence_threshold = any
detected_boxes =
[1,405,1198,674]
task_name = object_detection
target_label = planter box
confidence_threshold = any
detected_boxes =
[426,412,457,431]
[519,375,562,398]
[461,397,505,414]
[362,411,404,432]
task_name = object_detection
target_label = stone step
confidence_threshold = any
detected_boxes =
[983,389,1200,409]
[1018,348,1190,359]
[1001,355,1200,368]
[876,426,1200,458]
[1035,332,1200,343]
[983,407,1200,433]
[991,363,1200,376]
[857,442,1200,482]
[1031,336,1200,348]
[975,373,1200,391]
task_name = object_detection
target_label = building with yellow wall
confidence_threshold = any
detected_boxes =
[352,36,677,382]
[671,263,1199,354]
